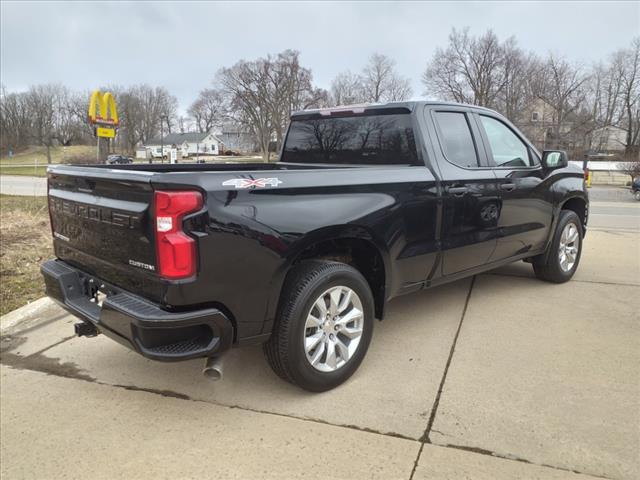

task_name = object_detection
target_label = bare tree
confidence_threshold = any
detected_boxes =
[269,50,328,151]
[218,50,326,160]
[590,62,623,130]
[618,38,640,157]
[188,88,226,133]
[618,158,640,180]
[423,28,509,107]
[534,54,590,149]
[330,71,365,105]
[52,86,85,146]
[361,53,412,102]
[177,115,196,134]
[25,84,58,163]
[496,40,538,123]
[0,86,32,153]
[218,58,275,160]
[125,85,178,144]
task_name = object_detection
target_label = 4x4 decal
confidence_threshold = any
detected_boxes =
[222,178,283,189]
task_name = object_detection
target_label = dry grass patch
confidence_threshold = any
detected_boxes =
[0,195,52,315]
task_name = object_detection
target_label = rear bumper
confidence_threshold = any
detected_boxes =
[41,260,233,361]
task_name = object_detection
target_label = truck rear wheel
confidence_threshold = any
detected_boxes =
[532,210,583,283]
[264,260,374,392]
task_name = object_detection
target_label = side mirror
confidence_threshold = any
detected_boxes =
[542,150,568,169]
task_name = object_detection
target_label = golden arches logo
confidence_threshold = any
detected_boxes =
[88,90,118,126]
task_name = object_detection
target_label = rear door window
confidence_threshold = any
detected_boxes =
[281,113,418,165]
[433,112,479,168]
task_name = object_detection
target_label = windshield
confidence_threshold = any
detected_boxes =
[280,113,418,165]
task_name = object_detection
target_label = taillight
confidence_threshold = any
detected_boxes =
[154,190,203,279]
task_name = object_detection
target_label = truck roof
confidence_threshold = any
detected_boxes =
[290,100,496,118]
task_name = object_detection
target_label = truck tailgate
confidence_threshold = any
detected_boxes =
[47,167,161,299]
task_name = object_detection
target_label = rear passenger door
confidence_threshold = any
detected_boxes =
[474,113,553,262]
[427,108,500,277]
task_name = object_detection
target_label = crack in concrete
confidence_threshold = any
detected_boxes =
[408,442,425,480]
[112,383,192,400]
[421,276,475,444]
[439,443,615,480]
[0,303,621,480]
[0,352,416,441]
[1,351,617,480]
[408,277,476,480]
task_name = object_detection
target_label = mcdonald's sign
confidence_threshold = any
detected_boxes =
[88,90,118,138]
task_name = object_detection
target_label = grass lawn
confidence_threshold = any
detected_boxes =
[0,145,97,177]
[0,165,49,177]
[0,195,52,316]
[0,145,96,166]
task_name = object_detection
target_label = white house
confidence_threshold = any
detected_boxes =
[145,130,223,158]
[176,132,222,157]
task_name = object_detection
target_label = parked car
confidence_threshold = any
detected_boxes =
[42,101,589,392]
[106,155,133,165]
[632,176,640,201]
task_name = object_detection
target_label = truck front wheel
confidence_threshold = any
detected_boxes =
[532,210,583,283]
[264,260,374,392]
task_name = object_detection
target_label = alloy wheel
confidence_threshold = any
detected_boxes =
[303,286,364,372]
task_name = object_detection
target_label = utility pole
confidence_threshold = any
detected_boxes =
[160,114,169,164]
[160,120,164,164]
[96,133,109,164]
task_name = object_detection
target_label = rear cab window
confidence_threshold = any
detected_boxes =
[280,109,419,165]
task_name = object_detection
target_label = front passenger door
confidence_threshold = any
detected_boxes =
[475,114,553,262]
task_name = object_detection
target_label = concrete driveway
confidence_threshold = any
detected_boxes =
[1,210,639,479]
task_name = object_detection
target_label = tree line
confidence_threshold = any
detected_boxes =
[424,29,639,159]
[1,29,638,162]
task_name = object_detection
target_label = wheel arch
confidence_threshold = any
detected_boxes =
[538,193,588,265]
[264,226,391,332]
[560,195,588,234]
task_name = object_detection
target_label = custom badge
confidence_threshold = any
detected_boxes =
[222,178,283,189]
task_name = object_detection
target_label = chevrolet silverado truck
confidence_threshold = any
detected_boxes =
[41,101,588,392]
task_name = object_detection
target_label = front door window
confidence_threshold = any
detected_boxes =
[480,116,530,168]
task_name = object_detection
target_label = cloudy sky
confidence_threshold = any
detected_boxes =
[1,1,638,112]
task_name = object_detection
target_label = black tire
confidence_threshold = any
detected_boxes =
[532,210,583,283]
[634,190,640,201]
[264,260,374,392]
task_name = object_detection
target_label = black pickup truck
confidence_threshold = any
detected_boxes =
[41,101,588,391]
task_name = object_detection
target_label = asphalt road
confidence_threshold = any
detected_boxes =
[589,202,640,230]
[0,175,47,196]
[1,196,639,478]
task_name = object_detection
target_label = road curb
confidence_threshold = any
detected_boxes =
[0,297,54,334]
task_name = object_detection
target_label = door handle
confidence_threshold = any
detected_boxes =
[447,186,468,196]
[500,183,516,192]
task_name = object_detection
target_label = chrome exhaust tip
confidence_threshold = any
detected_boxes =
[203,356,223,381]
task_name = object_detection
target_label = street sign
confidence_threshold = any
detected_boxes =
[96,127,116,138]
